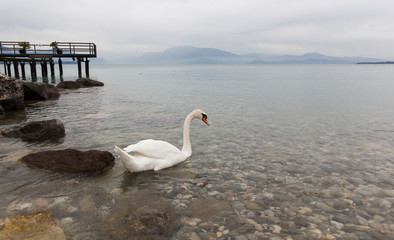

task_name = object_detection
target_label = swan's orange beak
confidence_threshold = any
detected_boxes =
[202,116,209,126]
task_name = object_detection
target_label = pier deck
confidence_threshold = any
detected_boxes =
[0,41,97,78]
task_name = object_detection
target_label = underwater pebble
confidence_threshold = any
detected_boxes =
[316,201,338,213]
[330,220,344,229]
[272,224,281,233]
[189,232,200,240]
[61,217,73,224]
[188,218,201,226]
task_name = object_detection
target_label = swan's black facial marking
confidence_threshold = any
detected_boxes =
[201,113,209,126]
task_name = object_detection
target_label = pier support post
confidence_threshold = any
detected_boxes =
[20,62,26,79]
[30,61,36,79]
[58,58,63,76]
[50,60,55,76]
[41,61,48,77]
[3,62,7,76]
[77,58,82,77]
[6,62,12,77]
[13,61,19,78]
[85,59,90,77]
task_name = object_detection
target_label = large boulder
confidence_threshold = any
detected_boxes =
[1,119,65,141]
[76,78,104,87]
[20,148,115,173]
[23,81,60,100]
[0,74,25,112]
[56,81,81,89]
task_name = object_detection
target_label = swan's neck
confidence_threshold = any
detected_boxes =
[181,112,194,157]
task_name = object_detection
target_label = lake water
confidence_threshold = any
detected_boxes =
[1,64,393,239]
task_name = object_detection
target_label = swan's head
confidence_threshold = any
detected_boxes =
[193,109,209,126]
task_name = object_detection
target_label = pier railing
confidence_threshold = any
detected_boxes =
[0,41,96,58]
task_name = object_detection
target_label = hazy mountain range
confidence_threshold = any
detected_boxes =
[1,45,385,64]
[113,46,384,64]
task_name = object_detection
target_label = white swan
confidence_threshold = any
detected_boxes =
[114,109,209,172]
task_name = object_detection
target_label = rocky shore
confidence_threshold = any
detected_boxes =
[0,73,104,115]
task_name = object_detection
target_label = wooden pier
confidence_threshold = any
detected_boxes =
[0,41,97,79]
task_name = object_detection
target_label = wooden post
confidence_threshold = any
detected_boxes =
[49,60,55,76]
[85,58,90,77]
[3,62,7,75]
[30,60,37,79]
[58,58,63,76]
[6,62,11,77]
[41,62,48,77]
[20,62,26,79]
[13,61,19,78]
[77,58,82,77]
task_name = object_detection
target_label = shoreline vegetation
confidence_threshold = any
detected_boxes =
[357,61,394,64]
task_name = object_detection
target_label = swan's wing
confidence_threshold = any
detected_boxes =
[123,139,182,159]
[115,146,157,172]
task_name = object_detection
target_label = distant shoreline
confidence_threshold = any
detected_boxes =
[357,61,394,64]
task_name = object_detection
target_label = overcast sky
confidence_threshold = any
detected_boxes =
[2,0,394,60]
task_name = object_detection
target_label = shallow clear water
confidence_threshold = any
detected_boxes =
[1,64,393,239]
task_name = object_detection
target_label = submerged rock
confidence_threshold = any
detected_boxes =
[187,197,232,220]
[76,78,104,87]
[0,211,66,240]
[23,81,60,100]
[20,148,114,173]
[102,195,179,239]
[0,74,25,112]
[56,81,82,89]
[1,119,65,141]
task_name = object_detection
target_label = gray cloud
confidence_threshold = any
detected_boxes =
[1,0,394,60]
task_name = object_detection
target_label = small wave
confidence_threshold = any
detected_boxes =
[84,112,111,119]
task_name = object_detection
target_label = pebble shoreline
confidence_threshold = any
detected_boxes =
[5,145,393,239]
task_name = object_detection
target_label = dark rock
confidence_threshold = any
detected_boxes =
[273,193,291,201]
[332,214,354,224]
[302,198,314,204]
[333,199,351,210]
[0,74,25,112]
[101,194,179,239]
[293,217,309,227]
[20,148,114,173]
[1,119,65,141]
[23,81,60,100]
[76,78,104,87]
[0,105,4,115]
[361,206,381,216]
[56,81,81,89]
[281,229,305,235]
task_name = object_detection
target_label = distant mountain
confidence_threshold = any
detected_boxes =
[134,46,239,64]
[112,46,385,64]
[90,58,107,64]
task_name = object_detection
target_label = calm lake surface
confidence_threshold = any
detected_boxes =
[1,64,393,239]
